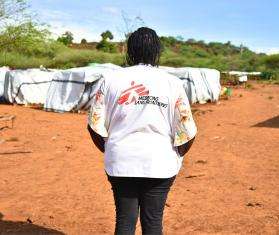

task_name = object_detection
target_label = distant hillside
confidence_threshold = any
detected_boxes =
[159,37,267,72]
[1,0,277,80]
[70,36,267,72]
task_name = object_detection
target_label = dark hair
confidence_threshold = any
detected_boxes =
[126,27,161,66]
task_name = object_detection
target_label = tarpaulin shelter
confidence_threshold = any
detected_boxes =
[0,64,221,112]
[0,67,10,103]
[160,66,221,104]
[3,68,57,105]
[44,64,121,112]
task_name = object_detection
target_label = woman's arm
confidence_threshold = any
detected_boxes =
[177,137,195,156]
[87,124,105,153]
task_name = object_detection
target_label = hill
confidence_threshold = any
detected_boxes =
[0,23,277,82]
[70,37,264,72]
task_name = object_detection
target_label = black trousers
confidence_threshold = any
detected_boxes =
[107,175,176,235]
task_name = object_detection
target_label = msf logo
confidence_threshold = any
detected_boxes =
[118,81,149,105]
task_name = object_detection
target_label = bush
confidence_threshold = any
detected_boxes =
[160,56,188,67]
[261,71,276,80]
[264,54,279,70]
[160,36,178,48]
[0,21,65,57]
[96,40,117,53]
[96,30,117,53]
[0,48,124,69]
[194,49,209,58]
[57,31,74,46]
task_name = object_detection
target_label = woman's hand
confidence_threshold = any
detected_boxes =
[87,124,105,153]
[177,137,195,157]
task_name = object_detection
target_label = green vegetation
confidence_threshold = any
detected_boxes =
[0,48,124,69]
[0,0,278,83]
[160,37,263,71]
[96,30,117,53]
[57,31,74,46]
[81,38,87,44]
[0,21,63,56]
[1,30,278,82]
[0,0,28,21]
[264,54,279,69]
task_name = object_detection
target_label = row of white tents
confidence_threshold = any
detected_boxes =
[228,71,262,82]
[0,64,221,112]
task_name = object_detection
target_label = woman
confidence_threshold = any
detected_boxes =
[88,27,197,235]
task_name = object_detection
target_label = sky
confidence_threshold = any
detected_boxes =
[29,0,279,54]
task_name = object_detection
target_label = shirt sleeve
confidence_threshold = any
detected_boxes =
[88,78,109,138]
[173,84,197,146]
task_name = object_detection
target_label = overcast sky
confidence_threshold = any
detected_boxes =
[29,0,279,54]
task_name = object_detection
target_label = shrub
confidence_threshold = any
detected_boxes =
[261,71,276,80]
[57,31,74,46]
[96,40,117,53]
[0,21,65,57]
[81,38,87,44]
[264,54,279,70]
[96,30,117,53]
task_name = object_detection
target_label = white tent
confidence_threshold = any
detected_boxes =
[44,64,122,112]
[1,64,221,112]
[228,71,261,76]
[1,64,121,111]
[3,69,57,105]
[227,71,262,82]
[160,66,221,104]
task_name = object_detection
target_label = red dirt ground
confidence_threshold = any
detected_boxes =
[0,83,278,235]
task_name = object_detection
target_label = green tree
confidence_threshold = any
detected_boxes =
[0,0,28,23]
[160,36,178,48]
[0,21,63,57]
[176,35,184,42]
[97,30,116,53]
[187,38,196,44]
[101,30,113,41]
[197,40,205,45]
[264,54,279,70]
[57,31,74,46]
[81,38,87,44]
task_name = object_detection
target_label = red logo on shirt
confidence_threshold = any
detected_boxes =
[118,81,149,105]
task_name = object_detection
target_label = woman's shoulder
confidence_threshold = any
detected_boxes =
[102,65,183,87]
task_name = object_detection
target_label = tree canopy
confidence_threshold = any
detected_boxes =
[0,0,29,27]
[57,31,74,45]
[101,30,113,41]
[96,30,117,53]
[81,38,87,44]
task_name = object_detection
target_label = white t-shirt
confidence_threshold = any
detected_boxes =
[88,64,197,178]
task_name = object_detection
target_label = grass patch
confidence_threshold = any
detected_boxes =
[0,48,124,69]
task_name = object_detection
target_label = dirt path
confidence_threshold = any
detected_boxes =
[0,83,278,234]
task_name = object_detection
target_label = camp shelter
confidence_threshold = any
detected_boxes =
[0,64,222,112]
[227,71,262,82]
[160,66,221,104]
[0,67,10,102]
[3,68,57,105]
[44,64,122,112]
